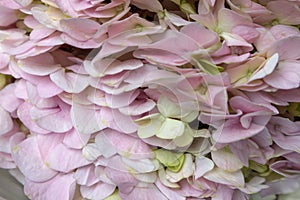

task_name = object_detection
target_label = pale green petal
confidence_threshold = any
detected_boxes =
[191,128,210,138]
[104,190,121,200]
[157,96,181,118]
[154,149,185,172]
[157,96,198,122]
[158,168,180,188]
[122,157,160,173]
[181,109,199,123]
[227,56,265,85]
[134,113,162,124]
[136,114,165,138]
[0,74,6,90]
[194,58,221,75]
[173,126,194,147]
[166,154,194,182]
[156,118,185,139]
[133,172,157,183]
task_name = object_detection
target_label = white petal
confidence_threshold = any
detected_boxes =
[249,53,279,82]
[195,156,214,179]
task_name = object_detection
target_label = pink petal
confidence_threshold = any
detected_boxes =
[109,109,138,134]
[30,100,73,133]
[119,183,168,200]
[134,49,187,66]
[36,76,63,98]
[270,160,300,177]
[0,107,14,135]
[95,132,117,158]
[0,0,22,9]
[267,1,300,25]
[102,129,153,159]
[18,53,60,76]
[60,18,100,41]
[0,53,10,70]
[232,25,260,43]
[82,143,103,161]
[71,103,106,134]
[30,27,56,41]
[105,157,138,193]
[81,182,116,200]
[36,32,64,46]
[12,135,59,182]
[74,165,100,186]
[182,23,219,48]
[89,58,143,77]
[260,178,299,197]
[155,180,185,200]
[47,143,91,173]
[0,152,16,169]
[218,8,253,32]
[267,36,300,60]
[108,14,155,37]
[131,0,162,12]
[0,6,17,26]
[119,98,156,116]
[264,61,300,90]
[50,69,89,93]
[229,140,249,166]
[60,33,102,49]
[0,130,24,154]
[24,173,76,200]
[63,128,90,149]
[177,179,208,197]
[213,116,268,143]
[213,185,234,200]
[26,81,58,108]
[17,102,50,134]
[270,24,300,40]
[272,131,300,152]
[105,90,140,109]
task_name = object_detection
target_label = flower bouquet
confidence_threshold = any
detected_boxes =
[1,0,300,199]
